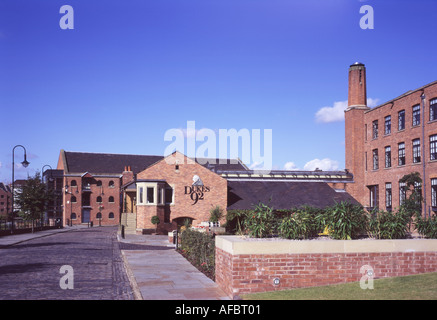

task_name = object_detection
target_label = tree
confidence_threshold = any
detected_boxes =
[399,172,423,218]
[15,172,53,232]
[151,215,160,234]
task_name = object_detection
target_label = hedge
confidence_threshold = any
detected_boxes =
[179,228,215,280]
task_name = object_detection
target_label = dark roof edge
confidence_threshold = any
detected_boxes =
[63,150,163,158]
[365,80,437,114]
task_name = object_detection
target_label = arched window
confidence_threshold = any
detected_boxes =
[108,212,115,219]
[109,180,115,188]
[96,196,102,203]
[71,213,77,220]
[96,180,102,187]
[96,212,102,219]
[71,196,77,203]
[71,180,77,187]
[108,196,114,203]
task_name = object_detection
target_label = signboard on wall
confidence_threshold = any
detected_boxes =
[184,175,210,205]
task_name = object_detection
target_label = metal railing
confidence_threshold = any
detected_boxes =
[0,219,58,231]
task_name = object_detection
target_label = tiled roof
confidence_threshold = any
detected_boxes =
[227,180,359,211]
[62,151,247,174]
[63,151,163,174]
[0,183,11,193]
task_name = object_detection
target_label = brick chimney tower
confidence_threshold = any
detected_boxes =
[122,165,134,186]
[347,62,367,109]
[345,62,370,204]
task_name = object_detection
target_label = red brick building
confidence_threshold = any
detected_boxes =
[57,150,246,228]
[121,151,359,234]
[57,150,359,233]
[57,150,164,226]
[345,62,437,215]
[0,182,12,219]
[126,152,229,234]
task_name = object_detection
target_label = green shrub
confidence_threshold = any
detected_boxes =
[209,205,223,223]
[151,215,160,225]
[225,210,249,235]
[180,228,215,279]
[415,215,437,239]
[278,207,319,240]
[317,202,367,240]
[244,202,277,238]
[367,210,411,239]
[151,215,160,233]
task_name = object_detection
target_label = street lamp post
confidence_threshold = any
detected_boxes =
[41,165,53,228]
[11,145,30,233]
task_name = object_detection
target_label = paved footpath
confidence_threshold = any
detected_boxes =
[0,226,230,300]
[0,226,133,300]
[119,234,230,300]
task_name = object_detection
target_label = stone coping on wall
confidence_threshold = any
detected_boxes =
[215,235,437,255]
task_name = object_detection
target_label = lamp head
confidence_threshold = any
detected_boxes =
[21,159,30,168]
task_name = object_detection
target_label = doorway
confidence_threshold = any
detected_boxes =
[82,209,91,223]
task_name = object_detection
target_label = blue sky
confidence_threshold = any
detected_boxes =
[1,0,437,182]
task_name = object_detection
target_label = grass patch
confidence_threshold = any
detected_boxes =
[242,272,437,300]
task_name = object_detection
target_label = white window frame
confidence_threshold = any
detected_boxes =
[137,182,158,205]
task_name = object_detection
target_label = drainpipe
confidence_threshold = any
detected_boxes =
[421,92,427,219]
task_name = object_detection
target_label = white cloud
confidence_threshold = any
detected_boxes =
[303,158,339,171]
[315,100,348,123]
[367,98,380,108]
[283,161,299,170]
[315,98,380,123]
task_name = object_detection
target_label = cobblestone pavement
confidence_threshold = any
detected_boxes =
[0,226,133,300]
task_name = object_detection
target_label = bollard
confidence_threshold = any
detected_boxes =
[173,230,178,249]
[121,225,125,239]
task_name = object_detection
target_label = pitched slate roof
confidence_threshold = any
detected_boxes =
[227,180,359,211]
[62,151,247,174]
[63,151,163,174]
[0,182,11,193]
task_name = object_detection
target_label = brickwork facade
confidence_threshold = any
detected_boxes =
[345,63,437,213]
[63,174,121,226]
[215,241,437,298]
[136,152,228,233]
[0,183,12,218]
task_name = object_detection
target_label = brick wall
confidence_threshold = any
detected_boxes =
[63,175,121,226]
[215,237,437,298]
[137,152,228,232]
[0,187,12,218]
[361,86,437,210]
[344,61,437,211]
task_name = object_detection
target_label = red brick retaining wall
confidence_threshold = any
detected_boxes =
[215,237,437,298]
